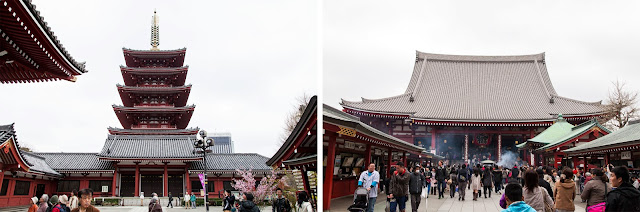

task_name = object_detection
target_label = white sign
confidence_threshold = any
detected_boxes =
[622,151,631,160]
[344,141,355,149]
[101,186,108,193]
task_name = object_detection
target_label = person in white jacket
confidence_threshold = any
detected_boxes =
[69,190,79,210]
[297,191,314,212]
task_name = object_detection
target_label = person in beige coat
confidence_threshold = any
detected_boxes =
[523,170,554,212]
[554,168,576,212]
[471,168,482,201]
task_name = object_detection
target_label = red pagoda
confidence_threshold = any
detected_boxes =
[109,14,195,135]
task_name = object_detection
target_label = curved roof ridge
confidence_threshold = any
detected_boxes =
[553,95,604,106]
[34,152,99,155]
[416,51,545,62]
[23,0,88,73]
[344,93,412,105]
[21,151,45,159]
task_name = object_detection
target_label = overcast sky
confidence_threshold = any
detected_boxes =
[1,0,317,157]
[324,1,640,112]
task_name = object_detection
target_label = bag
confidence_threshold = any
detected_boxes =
[421,188,426,198]
[539,187,554,212]
[586,202,606,212]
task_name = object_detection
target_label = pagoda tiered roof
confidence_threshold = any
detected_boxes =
[116,84,191,107]
[120,66,188,86]
[122,48,186,67]
[112,105,195,129]
[341,51,608,125]
[0,0,87,83]
[98,134,203,160]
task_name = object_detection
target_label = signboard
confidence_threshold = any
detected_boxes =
[101,186,108,193]
[198,173,206,190]
[622,151,631,160]
[344,141,355,149]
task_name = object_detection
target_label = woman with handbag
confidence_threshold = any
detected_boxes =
[523,170,554,212]
[581,168,608,212]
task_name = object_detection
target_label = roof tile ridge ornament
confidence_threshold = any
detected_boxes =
[150,10,160,51]
[570,118,601,132]
[551,95,605,106]
[343,93,413,105]
[415,51,545,62]
[533,58,553,102]
[409,51,428,102]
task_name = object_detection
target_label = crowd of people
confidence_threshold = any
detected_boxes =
[357,160,640,212]
[23,187,315,212]
[27,188,98,212]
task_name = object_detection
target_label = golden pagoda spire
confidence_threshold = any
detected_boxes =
[150,10,160,50]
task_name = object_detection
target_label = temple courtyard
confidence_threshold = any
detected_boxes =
[329,189,587,212]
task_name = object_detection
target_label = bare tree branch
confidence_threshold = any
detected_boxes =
[279,93,312,145]
[602,80,639,130]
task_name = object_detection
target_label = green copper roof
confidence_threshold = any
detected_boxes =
[536,119,610,151]
[565,120,640,154]
[528,115,574,144]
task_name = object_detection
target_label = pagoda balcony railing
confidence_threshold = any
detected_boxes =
[131,124,177,129]
[134,103,175,107]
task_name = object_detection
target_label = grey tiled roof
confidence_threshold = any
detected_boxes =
[34,153,113,171]
[0,123,33,167]
[564,121,640,154]
[0,124,16,144]
[21,152,61,176]
[189,153,271,171]
[324,104,425,153]
[341,51,607,122]
[98,135,202,159]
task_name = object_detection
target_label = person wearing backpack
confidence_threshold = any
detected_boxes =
[457,164,468,201]
[605,166,640,212]
[46,195,62,212]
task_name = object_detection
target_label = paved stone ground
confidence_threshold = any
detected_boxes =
[0,205,273,212]
[329,187,588,212]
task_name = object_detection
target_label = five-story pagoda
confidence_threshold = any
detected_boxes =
[99,11,202,199]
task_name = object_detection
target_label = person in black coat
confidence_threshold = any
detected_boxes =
[223,190,236,212]
[240,193,261,212]
[535,168,553,201]
[272,188,291,212]
[493,165,503,194]
[409,165,425,212]
[435,161,448,199]
[605,166,640,212]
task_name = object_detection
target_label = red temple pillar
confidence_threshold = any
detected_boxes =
[365,144,371,167]
[185,167,191,195]
[605,153,610,166]
[572,157,578,170]
[583,156,587,170]
[163,162,169,197]
[112,165,118,197]
[323,134,337,210]
[0,164,4,191]
[402,152,407,167]
[135,162,140,197]
[431,129,437,151]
